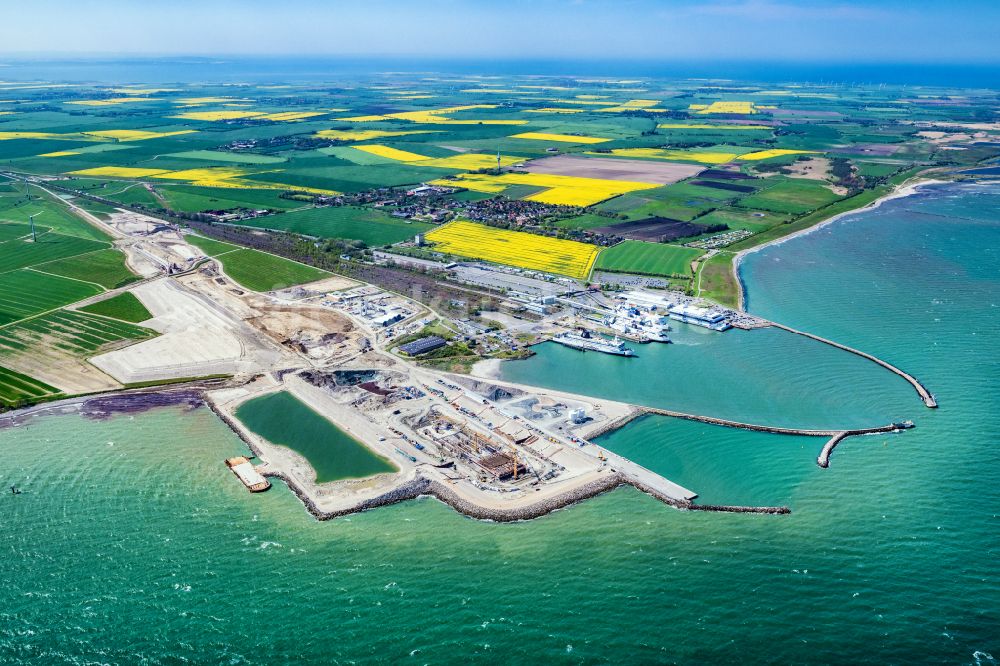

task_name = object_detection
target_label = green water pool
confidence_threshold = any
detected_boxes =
[235,390,396,482]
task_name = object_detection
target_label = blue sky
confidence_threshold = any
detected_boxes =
[2,0,998,63]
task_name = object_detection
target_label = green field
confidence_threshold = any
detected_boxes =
[697,252,740,308]
[0,270,102,325]
[33,248,139,290]
[0,231,109,272]
[240,206,432,246]
[738,178,842,215]
[0,222,34,242]
[185,234,241,257]
[0,365,61,407]
[78,291,152,323]
[168,150,287,164]
[213,247,330,291]
[0,192,111,242]
[159,186,301,214]
[595,241,704,277]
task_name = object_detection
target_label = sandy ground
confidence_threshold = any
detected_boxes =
[470,358,503,379]
[90,278,291,383]
[525,154,704,184]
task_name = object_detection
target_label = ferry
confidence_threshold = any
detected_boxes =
[551,330,635,356]
[667,303,732,332]
[605,312,671,343]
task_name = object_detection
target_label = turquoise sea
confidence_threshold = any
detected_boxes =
[2,181,998,664]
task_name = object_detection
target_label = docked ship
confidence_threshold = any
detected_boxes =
[552,330,635,356]
[667,303,732,332]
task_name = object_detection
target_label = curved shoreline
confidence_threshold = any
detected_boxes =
[732,178,948,312]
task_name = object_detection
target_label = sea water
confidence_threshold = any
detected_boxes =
[1,180,998,663]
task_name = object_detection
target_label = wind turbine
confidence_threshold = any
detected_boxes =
[28,212,41,242]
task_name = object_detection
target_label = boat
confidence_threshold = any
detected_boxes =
[551,330,635,356]
[225,457,271,493]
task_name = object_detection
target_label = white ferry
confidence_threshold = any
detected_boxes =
[667,303,732,332]
[552,330,635,356]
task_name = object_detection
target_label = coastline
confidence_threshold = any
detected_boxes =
[731,177,949,312]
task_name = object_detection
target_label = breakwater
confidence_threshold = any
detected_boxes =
[640,406,908,439]
[817,432,850,468]
[265,470,791,523]
[770,322,937,408]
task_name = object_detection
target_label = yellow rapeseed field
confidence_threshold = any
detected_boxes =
[690,101,756,114]
[737,149,818,160]
[108,88,179,94]
[0,132,71,141]
[657,123,773,130]
[594,147,819,164]
[428,172,658,207]
[352,145,428,162]
[82,129,197,141]
[509,132,611,144]
[315,129,439,141]
[66,97,153,106]
[70,166,171,178]
[350,145,522,170]
[338,104,528,125]
[258,111,326,121]
[548,99,619,106]
[67,166,340,195]
[39,151,80,157]
[425,220,599,279]
[598,148,740,164]
[524,108,585,114]
[172,110,268,121]
[176,97,244,105]
[596,99,665,113]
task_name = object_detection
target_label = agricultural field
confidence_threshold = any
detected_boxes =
[240,205,433,246]
[737,178,843,214]
[33,248,139,289]
[185,234,241,257]
[0,364,60,407]
[595,241,704,277]
[0,269,102,325]
[426,220,599,279]
[0,309,157,358]
[208,247,330,291]
[78,292,152,323]
[0,73,992,311]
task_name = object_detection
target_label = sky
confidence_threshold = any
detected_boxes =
[1,0,998,63]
